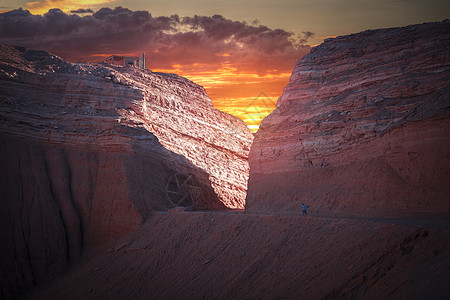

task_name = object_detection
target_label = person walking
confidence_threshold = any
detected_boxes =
[301,203,307,216]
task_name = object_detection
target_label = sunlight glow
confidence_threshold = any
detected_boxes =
[26,0,116,15]
[152,63,284,133]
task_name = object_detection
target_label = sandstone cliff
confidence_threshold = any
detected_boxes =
[246,21,450,216]
[0,45,252,298]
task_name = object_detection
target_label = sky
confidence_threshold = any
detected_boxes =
[1,1,449,132]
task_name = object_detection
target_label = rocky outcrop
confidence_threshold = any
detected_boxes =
[0,45,252,299]
[246,21,450,216]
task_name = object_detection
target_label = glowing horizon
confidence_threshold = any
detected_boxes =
[25,0,116,15]
[149,64,285,132]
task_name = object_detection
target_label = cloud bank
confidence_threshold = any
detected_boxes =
[0,6,311,75]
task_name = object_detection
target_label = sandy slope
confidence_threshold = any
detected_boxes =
[27,211,450,300]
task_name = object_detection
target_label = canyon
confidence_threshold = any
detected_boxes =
[1,21,450,300]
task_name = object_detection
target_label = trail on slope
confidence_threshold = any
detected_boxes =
[160,209,450,229]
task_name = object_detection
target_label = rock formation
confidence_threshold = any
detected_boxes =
[246,21,450,216]
[0,44,252,299]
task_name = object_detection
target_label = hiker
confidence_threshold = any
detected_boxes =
[301,203,307,216]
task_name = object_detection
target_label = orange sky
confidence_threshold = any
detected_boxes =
[150,64,288,132]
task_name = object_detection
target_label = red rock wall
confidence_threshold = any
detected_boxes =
[246,21,450,216]
[0,45,252,298]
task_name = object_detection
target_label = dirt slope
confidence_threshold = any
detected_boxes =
[27,212,450,300]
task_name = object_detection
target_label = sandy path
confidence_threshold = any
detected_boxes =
[162,209,450,228]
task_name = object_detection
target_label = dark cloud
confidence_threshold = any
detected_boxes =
[70,8,93,14]
[0,7,312,74]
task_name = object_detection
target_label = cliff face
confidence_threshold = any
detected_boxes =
[246,21,450,216]
[0,45,252,298]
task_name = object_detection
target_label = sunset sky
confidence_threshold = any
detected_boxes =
[1,1,449,132]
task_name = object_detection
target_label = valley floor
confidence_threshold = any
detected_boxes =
[26,210,450,300]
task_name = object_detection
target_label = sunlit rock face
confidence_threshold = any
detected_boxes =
[0,44,252,298]
[246,21,450,216]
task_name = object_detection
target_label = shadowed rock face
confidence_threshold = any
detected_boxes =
[0,45,252,298]
[246,21,450,216]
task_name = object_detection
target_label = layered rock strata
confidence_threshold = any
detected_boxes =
[0,45,252,298]
[246,21,450,216]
